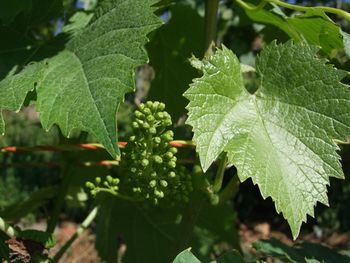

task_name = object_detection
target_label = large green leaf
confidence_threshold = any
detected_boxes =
[190,202,239,261]
[95,196,188,263]
[184,41,350,238]
[147,4,204,121]
[240,4,346,57]
[254,238,350,263]
[0,63,47,135]
[95,188,231,263]
[0,0,162,157]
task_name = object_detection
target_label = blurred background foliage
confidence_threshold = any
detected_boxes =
[1,0,350,261]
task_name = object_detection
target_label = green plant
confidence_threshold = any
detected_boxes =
[1,0,350,262]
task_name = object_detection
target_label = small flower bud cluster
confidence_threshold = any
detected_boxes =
[85,175,120,196]
[119,101,192,205]
[166,165,193,205]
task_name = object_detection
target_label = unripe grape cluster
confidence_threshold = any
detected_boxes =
[120,101,192,205]
[86,175,120,196]
[86,101,193,205]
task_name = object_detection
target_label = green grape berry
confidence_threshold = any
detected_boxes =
[169,147,177,154]
[152,101,160,110]
[168,161,176,168]
[146,115,155,122]
[134,110,143,119]
[142,122,150,129]
[106,175,113,183]
[153,137,161,144]
[149,180,157,188]
[153,155,163,164]
[156,112,164,120]
[154,189,164,198]
[149,127,157,135]
[164,152,173,159]
[86,182,95,189]
[158,102,165,111]
[95,177,101,184]
[146,101,153,108]
[141,159,149,167]
[132,122,139,129]
[160,180,168,187]
[168,171,176,178]
[143,107,151,115]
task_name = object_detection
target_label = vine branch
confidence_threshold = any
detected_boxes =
[235,0,350,21]
[0,140,195,153]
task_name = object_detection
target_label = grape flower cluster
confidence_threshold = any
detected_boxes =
[86,101,193,205]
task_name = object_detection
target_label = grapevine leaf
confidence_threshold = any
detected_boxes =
[0,0,162,157]
[35,0,161,157]
[61,11,94,35]
[253,238,350,263]
[190,202,239,261]
[173,249,201,263]
[147,4,204,121]
[184,41,350,238]
[253,238,304,263]
[0,63,47,135]
[240,5,346,57]
[95,196,186,263]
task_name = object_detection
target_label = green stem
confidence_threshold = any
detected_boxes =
[212,153,227,193]
[0,217,17,238]
[269,0,350,21]
[47,132,87,234]
[235,0,350,22]
[205,0,220,56]
[46,164,72,234]
[52,206,99,262]
[219,171,240,204]
[235,0,267,11]
[94,188,142,202]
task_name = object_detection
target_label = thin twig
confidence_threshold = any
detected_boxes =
[0,140,195,153]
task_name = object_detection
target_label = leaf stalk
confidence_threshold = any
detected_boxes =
[212,153,228,193]
[205,0,220,56]
[235,0,350,22]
